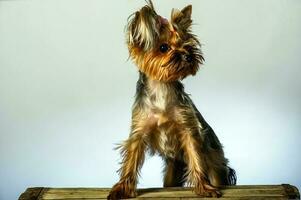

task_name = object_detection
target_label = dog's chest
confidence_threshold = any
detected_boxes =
[145,81,176,124]
[144,81,180,158]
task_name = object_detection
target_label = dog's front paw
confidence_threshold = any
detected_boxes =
[107,181,136,200]
[194,183,221,198]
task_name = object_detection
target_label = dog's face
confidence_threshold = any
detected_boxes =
[126,1,204,82]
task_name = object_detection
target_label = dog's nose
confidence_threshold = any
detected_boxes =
[174,52,182,60]
[184,54,193,63]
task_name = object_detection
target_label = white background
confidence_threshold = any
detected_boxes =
[0,0,300,199]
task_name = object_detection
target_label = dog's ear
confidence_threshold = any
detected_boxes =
[181,5,192,20]
[127,4,159,51]
[171,5,192,32]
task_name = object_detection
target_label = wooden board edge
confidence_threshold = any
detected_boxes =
[18,188,44,200]
[18,185,300,200]
[282,184,300,199]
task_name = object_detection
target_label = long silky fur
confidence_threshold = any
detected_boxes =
[108,1,236,200]
[127,1,159,50]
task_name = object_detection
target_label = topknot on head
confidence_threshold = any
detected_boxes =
[127,0,159,51]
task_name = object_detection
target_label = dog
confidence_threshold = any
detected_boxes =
[108,1,236,199]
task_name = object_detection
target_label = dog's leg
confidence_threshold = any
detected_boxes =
[208,166,229,187]
[180,129,221,197]
[163,158,186,187]
[107,130,146,200]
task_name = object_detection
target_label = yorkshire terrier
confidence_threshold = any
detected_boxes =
[108,1,236,199]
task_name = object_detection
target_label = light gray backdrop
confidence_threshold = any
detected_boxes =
[0,0,300,199]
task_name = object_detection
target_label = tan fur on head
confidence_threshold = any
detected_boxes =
[126,3,204,82]
[127,2,159,51]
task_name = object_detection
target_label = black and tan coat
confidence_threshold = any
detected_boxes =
[108,1,236,199]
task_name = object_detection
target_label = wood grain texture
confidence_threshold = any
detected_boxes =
[18,188,43,200]
[18,185,300,200]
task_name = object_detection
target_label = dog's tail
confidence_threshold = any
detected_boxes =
[227,167,237,185]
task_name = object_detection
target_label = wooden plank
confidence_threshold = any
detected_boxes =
[18,188,43,200]
[18,185,300,200]
[282,184,300,199]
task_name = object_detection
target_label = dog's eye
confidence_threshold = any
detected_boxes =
[159,43,169,53]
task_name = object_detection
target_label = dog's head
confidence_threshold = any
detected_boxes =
[126,0,204,82]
